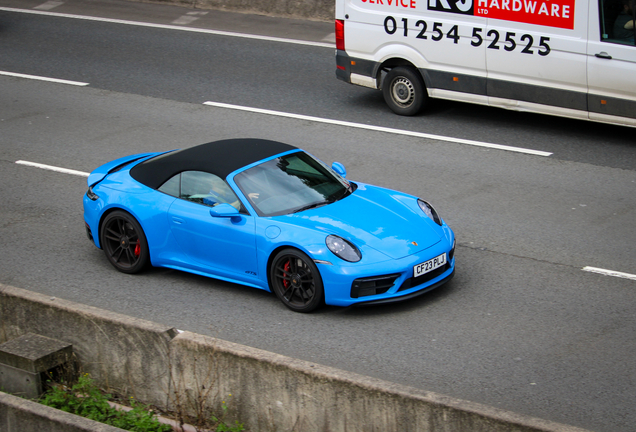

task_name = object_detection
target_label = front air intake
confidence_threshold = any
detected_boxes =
[351,274,400,298]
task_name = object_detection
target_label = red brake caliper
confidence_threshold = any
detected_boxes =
[134,243,141,257]
[283,260,291,289]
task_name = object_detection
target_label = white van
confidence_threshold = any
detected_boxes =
[335,0,636,127]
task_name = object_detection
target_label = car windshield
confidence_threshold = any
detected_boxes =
[234,151,352,217]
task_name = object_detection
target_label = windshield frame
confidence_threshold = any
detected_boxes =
[230,150,353,217]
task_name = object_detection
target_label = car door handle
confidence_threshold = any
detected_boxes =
[595,52,612,59]
[171,217,184,224]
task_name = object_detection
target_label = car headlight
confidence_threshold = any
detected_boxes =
[418,199,442,226]
[326,235,361,262]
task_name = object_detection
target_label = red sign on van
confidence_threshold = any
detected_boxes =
[473,0,576,29]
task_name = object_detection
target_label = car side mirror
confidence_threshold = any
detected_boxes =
[209,203,240,220]
[332,162,347,178]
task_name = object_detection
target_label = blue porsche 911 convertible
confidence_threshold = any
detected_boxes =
[83,139,455,312]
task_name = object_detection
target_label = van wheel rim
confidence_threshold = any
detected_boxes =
[391,77,415,107]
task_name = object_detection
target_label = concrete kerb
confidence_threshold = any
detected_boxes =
[0,284,591,432]
[0,391,126,432]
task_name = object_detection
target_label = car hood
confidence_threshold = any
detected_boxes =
[279,183,442,260]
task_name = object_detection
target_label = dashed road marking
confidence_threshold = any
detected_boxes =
[582,267,636,281]
[0,70,89,86]
[17,160,634,284]
[172,11,208,26]
[0,7,333,48]
[322,32,336,43]
[203,101,554,157]
[34,1,64,10]
[15,160,89,177]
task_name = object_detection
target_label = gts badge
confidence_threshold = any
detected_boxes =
[245,270,257,276]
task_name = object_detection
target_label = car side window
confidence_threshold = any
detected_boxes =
[600,0,636,46]
[159,171,243,211]
[158,175,180,196]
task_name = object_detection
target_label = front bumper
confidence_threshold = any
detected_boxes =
[318,234,455,307]
[355,268,454,307]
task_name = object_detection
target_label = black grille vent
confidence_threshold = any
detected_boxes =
[351,274,400,298]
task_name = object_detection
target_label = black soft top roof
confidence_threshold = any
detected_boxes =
[130,138,297,189]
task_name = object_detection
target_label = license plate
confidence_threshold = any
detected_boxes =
[414,253,447,277]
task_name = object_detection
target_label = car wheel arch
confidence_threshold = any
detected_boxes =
[97,207,148,254]
[265,244,319,291]
[98,208,151,274]
[267,246,325,312]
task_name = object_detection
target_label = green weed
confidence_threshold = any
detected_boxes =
[39,374,172,432]
[210,396,245,432]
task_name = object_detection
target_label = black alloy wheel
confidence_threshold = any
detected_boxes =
[100,210,149,274]
[270,248,324,313]
[382,66,428,116]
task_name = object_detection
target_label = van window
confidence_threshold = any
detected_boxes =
[600,0,636,45]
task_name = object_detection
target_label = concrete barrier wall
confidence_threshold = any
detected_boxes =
[0,285,177,406]
[145,0,334,21]
[0,391,125,432]
[0,284,591,432]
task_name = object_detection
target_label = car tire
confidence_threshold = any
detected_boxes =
[100,210,149,274]
[382,66,428,116]
[269,248,324,313]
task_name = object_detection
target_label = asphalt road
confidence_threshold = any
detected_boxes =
[0,1,635,431]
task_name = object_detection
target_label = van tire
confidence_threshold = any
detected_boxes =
[382,67,427,116]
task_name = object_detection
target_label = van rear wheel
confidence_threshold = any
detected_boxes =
[383,67,427,116]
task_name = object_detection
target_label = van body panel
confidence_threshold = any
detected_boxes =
[488,95,591,119]
[484,25,589,103]
[429,88,491,105]
[488,78,588,110]
[423,69,488,95]
[343,3,488,76]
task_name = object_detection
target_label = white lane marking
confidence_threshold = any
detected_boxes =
[0,70,89,86]
[582,267,636,281]
[15,160,89,177]
[16,163,634,283]
[34,1,64,10]
[0,7,333,48]
[322,32,336,43]
[172,11,208,25]
[203,102,554,157]
[172,15,199,25]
